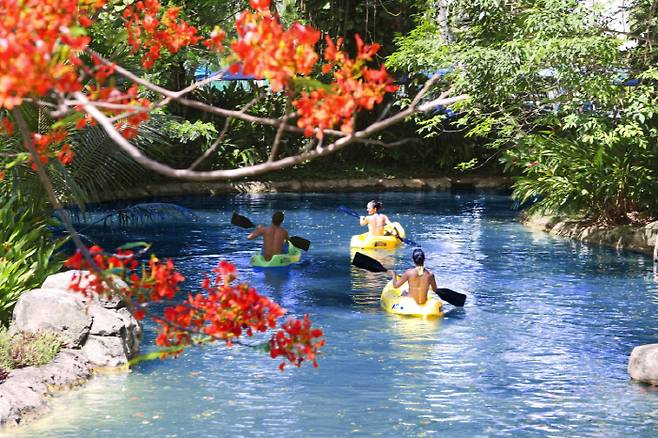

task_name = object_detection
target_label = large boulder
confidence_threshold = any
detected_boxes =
[11,288,92,347]
[10,270,143,368]
[41,270,125,309]
[628,344,658,385]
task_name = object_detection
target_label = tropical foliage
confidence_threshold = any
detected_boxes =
[0,197,63,323]
[388,0,658,224]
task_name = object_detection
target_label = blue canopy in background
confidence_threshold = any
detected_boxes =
[193,65,264,91]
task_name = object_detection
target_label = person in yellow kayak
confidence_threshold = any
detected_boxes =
[390,248,438,305]
[248,211,289,261]
[359,200,393,236]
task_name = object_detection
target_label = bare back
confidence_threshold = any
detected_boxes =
[361,213,390,236]
[393,267,437,305]
[248,225,289,261]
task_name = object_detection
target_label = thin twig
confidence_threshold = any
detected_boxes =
[188,94,262,170]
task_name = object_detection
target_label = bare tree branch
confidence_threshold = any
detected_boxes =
[268,113,291,162]
[359,137,423,148]
[187,95,263,171]
[74,89,468,181]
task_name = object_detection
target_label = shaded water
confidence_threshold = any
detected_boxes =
[8,191,658,437]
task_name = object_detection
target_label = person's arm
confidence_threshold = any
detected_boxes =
[383,214,391,225]
[429,272,438,292]
[391,270,409,288]
[359,215,368,226]
[247,225,264,240]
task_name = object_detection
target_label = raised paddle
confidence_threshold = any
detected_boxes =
[351,251,466,307]
[338,205,420,247]
[231,212,311,251]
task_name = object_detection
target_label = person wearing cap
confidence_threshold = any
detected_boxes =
[389,248,438,305]
[248,211,289,261]
[359,200,392,237]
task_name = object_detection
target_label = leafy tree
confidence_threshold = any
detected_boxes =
[388,0,658,224]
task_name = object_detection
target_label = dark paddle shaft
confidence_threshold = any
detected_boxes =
[337,206,420,247]
[231,212,311,251]
[351,251,466,307]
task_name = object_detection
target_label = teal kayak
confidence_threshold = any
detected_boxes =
[250,242,302,268]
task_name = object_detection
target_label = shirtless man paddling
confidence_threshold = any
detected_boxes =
[247,211,289,261]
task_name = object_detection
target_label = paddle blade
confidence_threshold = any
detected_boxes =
[399,236,419,247]
[231,212,255,229]
[435,288,466,307]
[289,236,311,251]
[338,205,361,218]
[352,252,387,273]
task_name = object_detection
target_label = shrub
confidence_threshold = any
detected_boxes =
[0,327,66,370]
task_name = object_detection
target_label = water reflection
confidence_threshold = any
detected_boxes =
[349,248,398,307]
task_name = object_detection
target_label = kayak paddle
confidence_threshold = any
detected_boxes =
[338,205,420,247]
[351,251,466,307]
[231,212,311,251]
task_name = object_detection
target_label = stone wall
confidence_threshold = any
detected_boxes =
[99,176,512,201]
[522,214,658,260]
[0,270,142,427]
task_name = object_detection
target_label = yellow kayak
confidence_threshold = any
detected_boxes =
[350,222,406,249]
[380,280,443,318]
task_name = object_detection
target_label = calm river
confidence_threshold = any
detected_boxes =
[8,191,658,437]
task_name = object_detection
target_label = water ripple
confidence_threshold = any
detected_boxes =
[8,192,658,437]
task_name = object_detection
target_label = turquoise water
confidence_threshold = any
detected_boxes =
[8,191,658,437]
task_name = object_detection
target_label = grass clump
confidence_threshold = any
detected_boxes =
[0,327,66,380]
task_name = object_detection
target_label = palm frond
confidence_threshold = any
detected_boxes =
[69,202,198,230]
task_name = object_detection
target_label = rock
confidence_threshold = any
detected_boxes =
[628,343,658,385]
[42,349,92,387]
[41,270,125,309]
[88,304,126,336]
[426,178,451,190]
[0,349,91,427]
[522,213,658,257]
[11,288,92,347]
[117,308,143,357]
[81,335,129,367]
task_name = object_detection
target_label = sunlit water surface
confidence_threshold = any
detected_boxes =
[7,191,658,437]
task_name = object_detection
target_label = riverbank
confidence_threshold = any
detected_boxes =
[100,175,513,202]
[0,271,141,428]
[522,213,658,260]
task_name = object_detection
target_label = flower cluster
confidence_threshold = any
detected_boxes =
[292,35,398,138]
[0,0,102,109]
[270,315,324,371]
[28,129,75,169]
[64,247,324,370]
[230,0,321,91]
[123,0,202,69]
[228,1,397,138]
